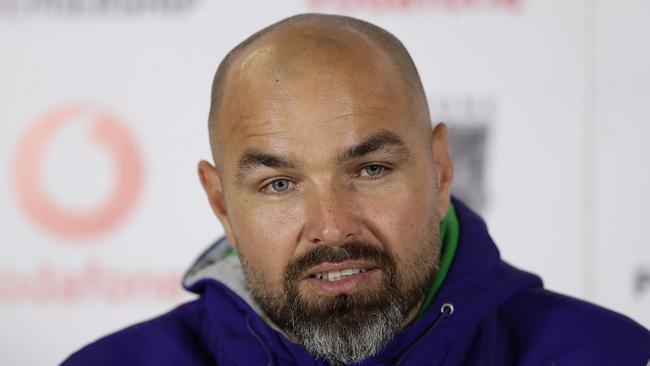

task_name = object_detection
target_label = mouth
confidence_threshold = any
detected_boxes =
[310,267,370,281]
[303,261,377,280]
[301,261,380,296]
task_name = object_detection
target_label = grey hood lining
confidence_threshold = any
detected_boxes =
[183,237,286,335]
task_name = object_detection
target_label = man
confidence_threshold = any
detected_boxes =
[64,13,650,366]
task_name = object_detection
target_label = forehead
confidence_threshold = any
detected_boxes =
[215,24,420,167]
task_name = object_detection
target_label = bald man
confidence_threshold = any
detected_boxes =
[63,14,650,366]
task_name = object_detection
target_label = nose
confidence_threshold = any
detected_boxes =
[302,183,362,246]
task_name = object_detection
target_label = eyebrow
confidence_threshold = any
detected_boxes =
[236,149,302,185]
[337,130,410,164]
[234,130,410,186]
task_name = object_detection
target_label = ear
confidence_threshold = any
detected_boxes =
[431,123,454,218]
[198,160,237,248]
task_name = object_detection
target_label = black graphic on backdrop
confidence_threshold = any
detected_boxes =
[430,95,495,212]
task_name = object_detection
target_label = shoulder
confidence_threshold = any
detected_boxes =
[61,299,214,366]
[500,287,650,365]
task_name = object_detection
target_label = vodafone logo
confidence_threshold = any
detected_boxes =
[13,104,143,241]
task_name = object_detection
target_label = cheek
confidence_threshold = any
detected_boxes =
[232,198,305,285]
[359,174,437,263]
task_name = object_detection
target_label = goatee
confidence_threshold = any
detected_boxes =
[243,241,439,365]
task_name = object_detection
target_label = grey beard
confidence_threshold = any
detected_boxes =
[241,235,440,365]
[291,300,404,365]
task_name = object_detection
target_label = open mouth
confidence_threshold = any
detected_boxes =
[301,261,380,295]
[310,268,371,281]
[303,260,378,280]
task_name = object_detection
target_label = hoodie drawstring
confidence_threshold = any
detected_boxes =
[394,303,455,366]
[247,315,279,366]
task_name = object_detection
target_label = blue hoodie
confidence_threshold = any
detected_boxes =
[62,199,650,365]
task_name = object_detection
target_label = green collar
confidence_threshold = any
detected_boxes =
[416,203,460,318]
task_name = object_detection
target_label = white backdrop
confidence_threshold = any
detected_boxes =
[1,1,649,365]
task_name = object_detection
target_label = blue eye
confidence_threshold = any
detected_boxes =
[362,164,384,177]
[269,179,291,193]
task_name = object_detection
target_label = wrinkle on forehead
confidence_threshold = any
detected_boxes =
[220,89,292,142]
[317,112,368,125]
[224,99,401,158]
[242,129,288,140]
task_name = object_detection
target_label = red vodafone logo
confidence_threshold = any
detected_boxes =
[13,104,143,241]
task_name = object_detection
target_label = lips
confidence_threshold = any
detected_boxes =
[302,261,377,280]
[312,267,369,281]
[301,261,379,296]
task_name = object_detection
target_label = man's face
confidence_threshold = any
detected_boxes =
[200,26,452,364]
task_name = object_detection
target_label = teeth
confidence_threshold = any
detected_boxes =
[328,271,342,281]
[312,268,367,281]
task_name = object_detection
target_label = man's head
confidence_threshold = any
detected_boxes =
[198,13,453,364]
